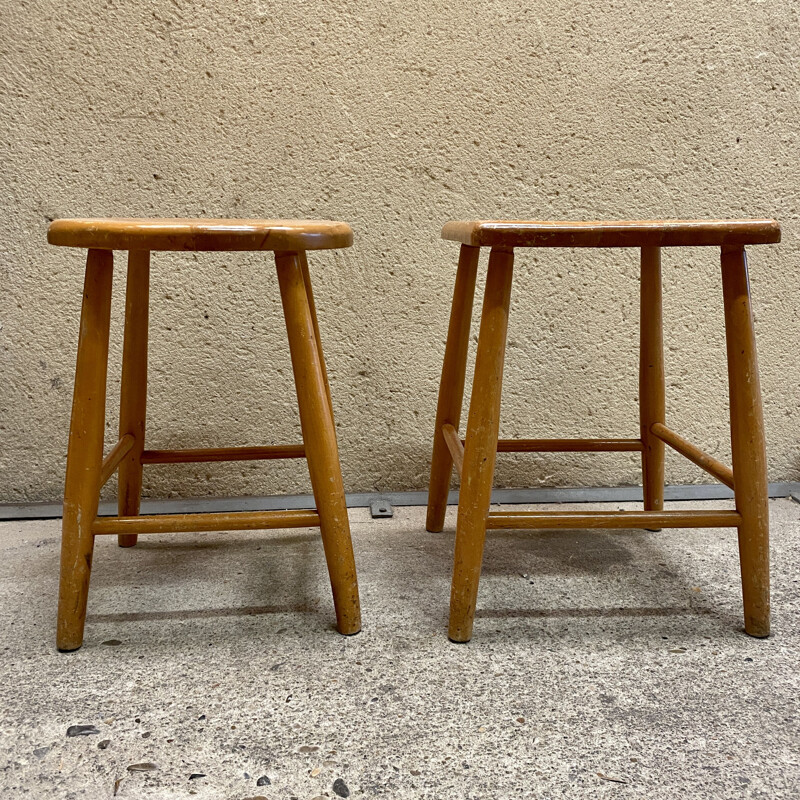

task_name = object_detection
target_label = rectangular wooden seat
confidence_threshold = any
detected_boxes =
[441,219,781,249]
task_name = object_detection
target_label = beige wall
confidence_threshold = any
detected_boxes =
[2,0,799,502]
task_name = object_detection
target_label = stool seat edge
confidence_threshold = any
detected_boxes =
[441,219,781,248]
[47,218,354,251]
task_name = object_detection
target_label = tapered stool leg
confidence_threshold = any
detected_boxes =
[299,251,333,414]
[721,245,770,637]
[449,247,514,642]
[426,245,480,532]
[639,246,665,523]
[57,249,114,651]
[276,251,361,635]
[117,250,150,547]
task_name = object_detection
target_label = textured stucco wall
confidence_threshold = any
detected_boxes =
[1,0,799,502]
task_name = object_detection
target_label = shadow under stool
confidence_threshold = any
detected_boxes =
[48,218,361,651]
[426,219,781,643]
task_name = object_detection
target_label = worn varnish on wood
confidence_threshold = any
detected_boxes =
[51,218,361,651]
[441,219,781,248]
[48,218,354,251]
[428,218,779,643]
[140,444,306,464]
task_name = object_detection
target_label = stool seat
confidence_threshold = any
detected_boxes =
[47,218,353,252]
[442,219,780,248]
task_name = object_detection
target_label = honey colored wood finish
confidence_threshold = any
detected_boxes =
[53,222,361,648]
[99,434,135,488]
[299,250,333,413]
[117,250,150,548]
[441,423,465,477]
[496,437,643,453]
[48,218,353,252]
[93,509,321,535]
[276,251,361,636]
[486,510,742,530]
[430,219,779,642]
[444,435,643,474]
[57,249,114,652]
[722,246,770,637]
[650,423,734,490]
[441,219,781,248]
[639,246,666,518]
[426,245,480,532]
[449,247,514,643]
[141,444,306,464]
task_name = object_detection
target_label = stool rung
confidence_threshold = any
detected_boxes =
[497,438,644,453]
[486,509,741,530]
[442,429,645,459]
[99,434,135,487]
[92,509,321,535]
[141,444,306,464]
[650,423,734,489]
[441,424,465,476]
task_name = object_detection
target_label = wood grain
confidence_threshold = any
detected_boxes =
[99,434,135,488]
[441,219,781,248]
[496,438,643,453]
[639,246,666,517]
[441,423,465,477]
[449,247,514,643]
[93,509,321,535]
[426,244,480,532]
[117,250,150,547]
[141,445,306,464]
[276,250,361,635]
[57,249,114,651]
[48,218,353,252]
[486,510,741,530]
[650,423,734,490]
[722,245,770,637]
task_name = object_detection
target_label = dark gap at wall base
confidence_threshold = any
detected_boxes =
[1,483,798,522]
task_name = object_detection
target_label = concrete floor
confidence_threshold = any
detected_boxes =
[1,499,799,799]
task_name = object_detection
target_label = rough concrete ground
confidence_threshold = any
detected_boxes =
[1,499,799,799]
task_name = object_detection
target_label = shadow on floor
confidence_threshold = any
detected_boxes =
[86,603,321,624]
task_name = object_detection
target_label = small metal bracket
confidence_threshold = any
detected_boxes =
[370,498,394,518]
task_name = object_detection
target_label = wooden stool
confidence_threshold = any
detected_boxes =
[48,218,361,651]
[426,219,780,643]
